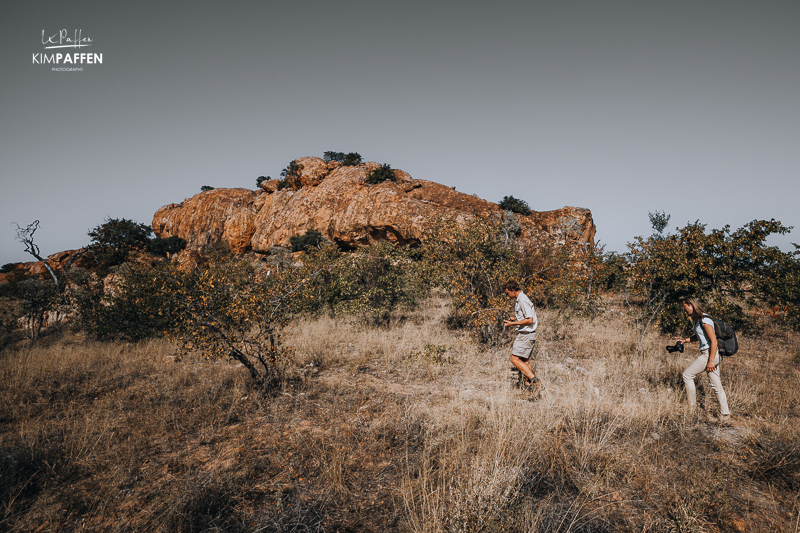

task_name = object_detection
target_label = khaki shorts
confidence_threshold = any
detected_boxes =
[512,331,537,359]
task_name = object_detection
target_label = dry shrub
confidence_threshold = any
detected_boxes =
[401,395,536,533]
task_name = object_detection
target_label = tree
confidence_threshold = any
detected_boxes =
[280,160,302,180]
[16,278,59,340]
[256,176,271,188]
[86,218,153,273]
[201,185,215,192]
[74,261,183,341]
[498,196,531,216]
[168,255,343,389]
[420,217,519,344]
[365,164,396,185]
[324,151,363,166]
[13,220,60,290]
[303,242,425,325]
[649,210,670,237]
[626,217,796,342]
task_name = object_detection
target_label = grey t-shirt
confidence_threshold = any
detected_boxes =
[515,292,538,335]
[693,315,714,351]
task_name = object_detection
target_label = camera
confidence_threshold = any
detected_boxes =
[665,341,684,354]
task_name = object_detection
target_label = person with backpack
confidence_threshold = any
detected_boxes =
[676,296,731,423]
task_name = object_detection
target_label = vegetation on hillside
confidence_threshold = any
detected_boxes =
[366,163,396,185]
[323,151,363,166]
[499,195,532,215]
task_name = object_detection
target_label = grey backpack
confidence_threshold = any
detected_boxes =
[705,314,739,356]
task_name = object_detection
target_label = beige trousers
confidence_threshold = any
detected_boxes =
[682,349,730,416]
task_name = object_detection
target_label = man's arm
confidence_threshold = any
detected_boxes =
[504,317,533,328]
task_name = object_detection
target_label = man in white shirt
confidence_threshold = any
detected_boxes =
[503,280,541,397]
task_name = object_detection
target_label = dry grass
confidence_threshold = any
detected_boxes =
[1,295,799,532]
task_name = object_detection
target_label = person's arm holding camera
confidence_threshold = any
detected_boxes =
[702,322,718,373]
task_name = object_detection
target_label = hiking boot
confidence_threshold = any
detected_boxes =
[523,378,544,399]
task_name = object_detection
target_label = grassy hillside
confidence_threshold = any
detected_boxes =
[1,296,799,532]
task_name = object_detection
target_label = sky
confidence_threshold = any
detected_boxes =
[2,0,799,267]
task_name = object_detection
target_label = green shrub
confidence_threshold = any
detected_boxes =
[498,196,531,215]
[596,251,629,292]
[290,229,324,253]
[86,218,153,274]
[626,217,798,336]
[74,262,182,341]
[166,256,342,389]
[303,242,426,326]
[366,164,396,185]
[280,160,302,180]
[201,185,215,192]
[147,236,187,257]
[323,151,362,166]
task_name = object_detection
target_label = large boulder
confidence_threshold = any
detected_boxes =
[152,157,596,253]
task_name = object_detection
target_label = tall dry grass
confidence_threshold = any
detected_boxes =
[1,295,799,532]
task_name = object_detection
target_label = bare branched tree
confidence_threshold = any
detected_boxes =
[13,220,60,291]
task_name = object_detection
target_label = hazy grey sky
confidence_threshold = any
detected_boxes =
[2,0,799,266]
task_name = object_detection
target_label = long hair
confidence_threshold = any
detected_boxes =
[682,296,706,321]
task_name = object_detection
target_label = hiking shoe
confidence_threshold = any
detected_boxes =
[523,378,544,399]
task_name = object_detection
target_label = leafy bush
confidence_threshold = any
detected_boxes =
[419,217,604,343]
[323,151,362,166]
[596,251,629,292]
[256,176,270,187]
[15,277,60,340]
[280,160,302,180]
[366,164,396,185]
[304,242,425,326]
[419,217,519,344]
[147,236,187,257]
[290,229,325,252]
[74,262,182,341]
[626,217,797,336]
[166,256,342,389]
[499,196,531,215]
[201,185,215,192]
[86,218,153,274]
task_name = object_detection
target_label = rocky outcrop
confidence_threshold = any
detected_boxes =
[0,249,89,285]
[152,157,596,254]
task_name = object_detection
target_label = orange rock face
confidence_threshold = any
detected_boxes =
[0,249,90,284]
[153,188,260,255]
[153,157,595,253]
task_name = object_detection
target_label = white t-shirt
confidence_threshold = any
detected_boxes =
[515,292,538,335]
[693,315,714,351]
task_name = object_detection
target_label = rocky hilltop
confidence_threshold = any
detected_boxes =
[152,157,595,254]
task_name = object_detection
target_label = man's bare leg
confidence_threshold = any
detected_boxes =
[510,354,535,383]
